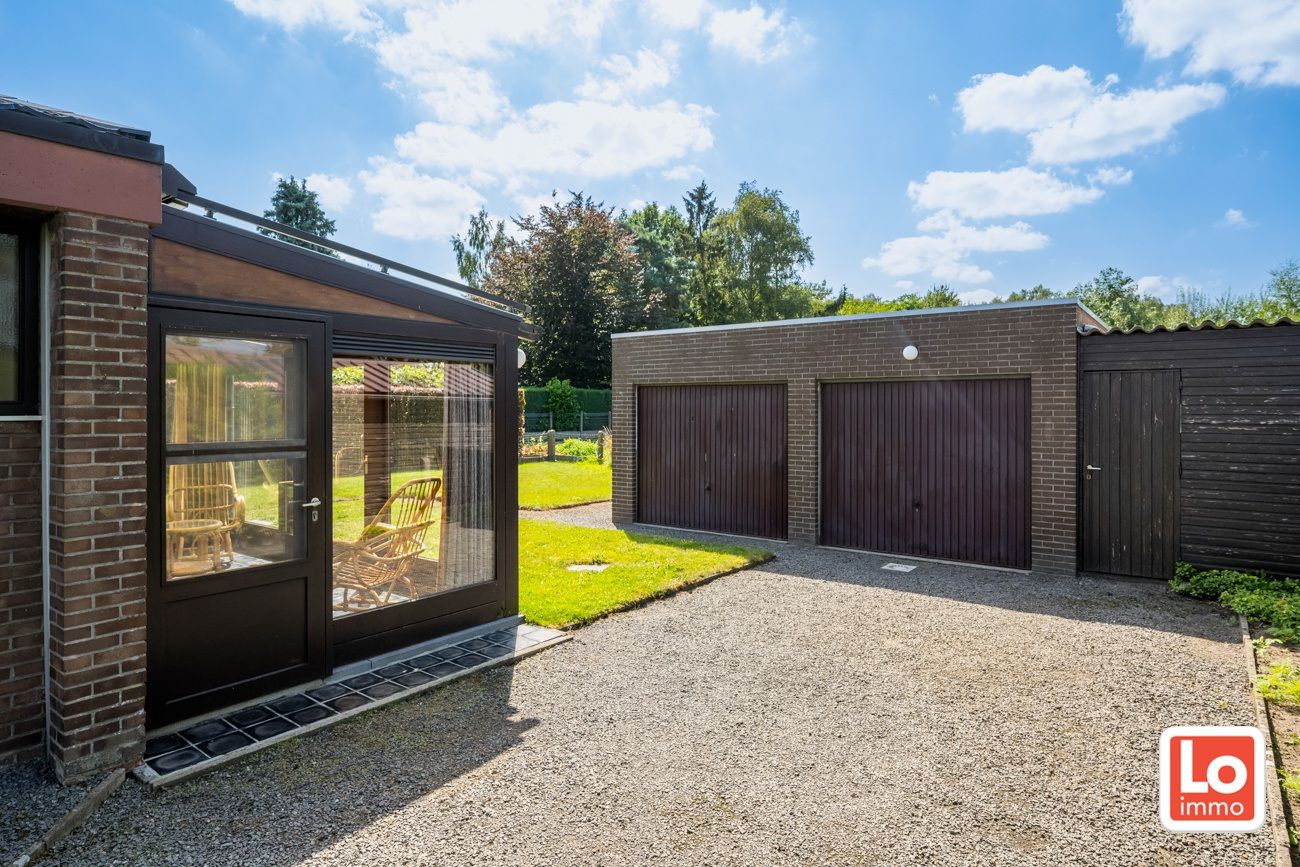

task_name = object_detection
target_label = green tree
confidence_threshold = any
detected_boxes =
[680,180,722,325]
[261,175,338,256]
[1074,267,1162,331]
[451,207,506,288]
[1006,284,1063,302]
[1264,259,1300,319]
[543,377,581,430]
[620,202,690,328]
[485,192,652,388]
[693,182,834,324]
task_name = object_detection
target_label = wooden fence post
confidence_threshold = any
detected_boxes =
[597,431,605,464]
[547,429,556,461]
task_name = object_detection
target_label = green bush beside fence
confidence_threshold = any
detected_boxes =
[1171,562,1300,645]
[521,385,611,414]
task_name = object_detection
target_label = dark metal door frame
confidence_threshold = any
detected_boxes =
[146,301,330,726]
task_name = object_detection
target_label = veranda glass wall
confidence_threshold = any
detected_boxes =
[330,356,495,617]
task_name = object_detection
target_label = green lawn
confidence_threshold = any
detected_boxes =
[237,460,611,559]
[518,517,771,629]
[517,461,612,510]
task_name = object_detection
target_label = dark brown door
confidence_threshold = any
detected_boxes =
[637,384,787,539]
[147,307,329,726]
[1081,370,1181,578]
[820,379,1030,569]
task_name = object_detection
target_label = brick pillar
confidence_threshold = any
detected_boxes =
[46,213,149,782]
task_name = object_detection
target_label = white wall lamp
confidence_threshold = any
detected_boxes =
[902,344,919,361]
[517,346,528,368]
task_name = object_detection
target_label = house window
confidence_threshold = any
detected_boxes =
[0,225,38,414]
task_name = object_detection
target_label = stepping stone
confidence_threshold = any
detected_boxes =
[248,718,296,741]
[200,732,255,756]
[179,719,234,743]
[147,747,207,775]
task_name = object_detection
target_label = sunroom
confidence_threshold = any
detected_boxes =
[146,176,529,727]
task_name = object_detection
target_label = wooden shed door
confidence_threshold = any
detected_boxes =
[820,379,1030,569]
[637,384,787,539]
[1081,370,1181,578]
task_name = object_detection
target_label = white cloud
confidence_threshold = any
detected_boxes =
[577,46,676,102]
[1122,0,1300,86]
[863,221,1049,285]
[707,4,800,61]
[1219,207,1253,228]
[627,198,648,211]
[662,163,704,181]
[958,65,1225,165]
[228,0,382,32]
[305,172,355,211]
[958,288,997,305]
[1088,165,1133,186]
[958,65,1099,134]
[907,167,1104,220]
[232,0,801,242]
[1136,274,1200,301]
[643,0,709,28]
[359,159,485,241]
[1027,82,1225,164]
[892,280,915,291]
[396,99,715,181]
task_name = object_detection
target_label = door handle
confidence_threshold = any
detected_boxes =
[1085,465,1102,472]
[301,497,322,522]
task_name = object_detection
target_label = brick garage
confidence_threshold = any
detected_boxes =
[613,300,1098,575]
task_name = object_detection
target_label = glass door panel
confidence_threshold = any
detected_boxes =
[162,333,310,581]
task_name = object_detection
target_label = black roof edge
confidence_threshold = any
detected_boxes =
[162,163,198,198]
[0,95,164,164]
[155,206,533,337]
[167,191,527,315]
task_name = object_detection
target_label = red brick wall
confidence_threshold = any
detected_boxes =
[46,213,149,782]
[612,302,1081,575]
[0,420,44,760]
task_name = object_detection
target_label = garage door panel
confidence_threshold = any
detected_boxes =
[821,379,1029,569]
[637,384,787,539]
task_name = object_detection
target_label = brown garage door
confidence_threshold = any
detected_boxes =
[637,384,787,539]
[820,379,1030,568]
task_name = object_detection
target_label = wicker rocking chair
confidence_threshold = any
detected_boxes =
[166,461,246,570]
[333,476,442,612]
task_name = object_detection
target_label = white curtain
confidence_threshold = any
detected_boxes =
[440,362,495,588]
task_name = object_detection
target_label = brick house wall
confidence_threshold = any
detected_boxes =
[0,420,44,759]
[612,302,1081,575]
[45,213,150,782]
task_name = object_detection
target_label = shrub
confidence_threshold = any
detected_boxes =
[1259,664,1300,708]
[544,378,581,431]
[556,438,599,462]
[1170,563,1300,645]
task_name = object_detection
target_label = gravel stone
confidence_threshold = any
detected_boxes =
[40,506,1270,865]
[1,757,95,864]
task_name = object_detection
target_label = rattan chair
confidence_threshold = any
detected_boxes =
[333,476,442,612]
[166,462,246,568]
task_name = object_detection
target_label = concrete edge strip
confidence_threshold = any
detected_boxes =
[8,768,124,867]
[1239,613,1293,867]
[133,633,571,789]
[557,551,778,630]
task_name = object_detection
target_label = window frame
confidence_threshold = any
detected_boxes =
[0,220,40,416]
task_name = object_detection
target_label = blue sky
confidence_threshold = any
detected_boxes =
[3,0,1298,303]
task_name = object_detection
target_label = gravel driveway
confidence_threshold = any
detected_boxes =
[43,507,1269,866]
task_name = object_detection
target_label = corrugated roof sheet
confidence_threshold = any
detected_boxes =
[0,94,152,141]
[1082,316,1297,336]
